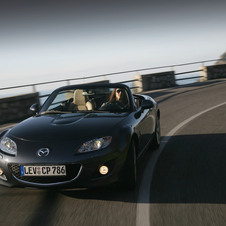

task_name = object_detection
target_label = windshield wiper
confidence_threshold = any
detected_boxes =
[72,110,103,113]
[40,110,70,115]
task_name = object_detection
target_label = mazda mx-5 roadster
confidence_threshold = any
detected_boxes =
[0,83,160,189]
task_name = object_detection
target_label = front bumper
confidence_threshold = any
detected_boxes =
[0,146,127,188]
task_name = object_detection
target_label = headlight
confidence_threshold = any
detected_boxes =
[0,137,17,155]
[78,136,112,153]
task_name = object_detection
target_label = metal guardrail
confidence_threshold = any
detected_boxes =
[174,69,204,81]
[0,58,222,101]
[37,69,204,100]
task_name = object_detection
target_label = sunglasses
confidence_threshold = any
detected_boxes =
[116,89,122,93]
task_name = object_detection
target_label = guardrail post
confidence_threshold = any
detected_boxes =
[32,85,36,93]
[133,75,143,93]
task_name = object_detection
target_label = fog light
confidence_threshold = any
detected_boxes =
[99,166,109,175]
[0,168,3,176]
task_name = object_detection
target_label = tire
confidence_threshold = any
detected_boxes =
[151,116,161,150]
[120,140,137,189]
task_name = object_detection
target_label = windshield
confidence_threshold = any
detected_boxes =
[40,86,131,114]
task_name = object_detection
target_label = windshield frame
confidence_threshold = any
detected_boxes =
[39,83,136,114]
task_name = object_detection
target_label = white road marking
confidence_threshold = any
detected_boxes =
[136,101,226,226]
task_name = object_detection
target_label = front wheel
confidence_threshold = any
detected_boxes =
[120,140,137,189]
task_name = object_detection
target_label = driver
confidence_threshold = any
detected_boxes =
[109,88,128,106]
[99,88,129,111]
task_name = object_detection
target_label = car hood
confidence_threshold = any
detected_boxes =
[8,112,128,141]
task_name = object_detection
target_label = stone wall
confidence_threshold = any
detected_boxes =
[0,93,39,124]
[133,71,176,93]
[200,64,226,81]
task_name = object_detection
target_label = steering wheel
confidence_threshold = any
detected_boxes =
[99,101,124,111]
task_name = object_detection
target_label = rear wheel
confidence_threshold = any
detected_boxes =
[151,116,161,150]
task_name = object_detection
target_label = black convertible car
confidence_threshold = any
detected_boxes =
[0,83,160,189]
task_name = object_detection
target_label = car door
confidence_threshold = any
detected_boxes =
[134,97,155,153]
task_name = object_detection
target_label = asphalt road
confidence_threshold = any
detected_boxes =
[0,79,226,226]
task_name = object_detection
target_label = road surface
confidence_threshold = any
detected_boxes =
[0,79,226,226]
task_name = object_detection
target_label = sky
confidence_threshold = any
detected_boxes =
[1,0,226,90]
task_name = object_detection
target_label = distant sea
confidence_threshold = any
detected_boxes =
[0,73,200,103]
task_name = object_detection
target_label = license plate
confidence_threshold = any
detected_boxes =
[20,165,66,176]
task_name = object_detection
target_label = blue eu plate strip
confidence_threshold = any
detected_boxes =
[20,166,25,176]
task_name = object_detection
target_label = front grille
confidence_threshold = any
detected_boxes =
[8,163,81,184]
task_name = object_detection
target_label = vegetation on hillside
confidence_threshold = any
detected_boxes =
[215,51,226,65]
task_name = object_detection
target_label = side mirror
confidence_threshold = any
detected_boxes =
[30,103,40,115]
[141,100,154,110]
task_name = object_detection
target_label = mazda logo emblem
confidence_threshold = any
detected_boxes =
[37,148,50,157]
